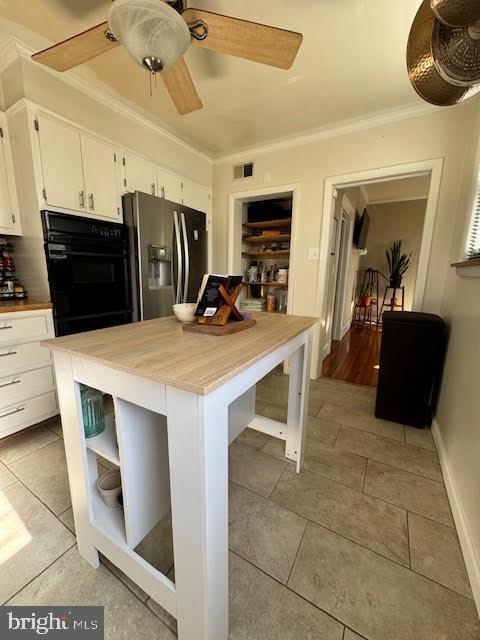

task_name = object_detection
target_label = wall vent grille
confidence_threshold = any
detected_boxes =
[233,162,254,180]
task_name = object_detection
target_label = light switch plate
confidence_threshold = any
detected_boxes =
[307,247,320,261]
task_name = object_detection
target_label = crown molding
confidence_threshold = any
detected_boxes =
[0,38,21,75]
[213,101,465,165]
[0,36,213,164]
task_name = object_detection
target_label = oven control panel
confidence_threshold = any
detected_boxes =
[90,225,123,238]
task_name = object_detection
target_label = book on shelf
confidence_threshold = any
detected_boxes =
[195,274,243,318]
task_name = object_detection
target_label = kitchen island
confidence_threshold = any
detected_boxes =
[44,312,316,640]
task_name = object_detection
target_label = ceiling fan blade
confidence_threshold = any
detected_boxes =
[162,57,203,115]
[32,22,119,71]
[182,8,303,70]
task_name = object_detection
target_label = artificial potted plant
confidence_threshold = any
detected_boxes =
[359,277,374,307]
[386,240,411,288]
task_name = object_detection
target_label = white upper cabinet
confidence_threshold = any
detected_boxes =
[37,113,85,212]
[180,177,195,208]
[195,185,212,214]
[81,134,120,220]
[32,110,212,224]
[0,115,21,236]
[123,153,157,196]
[0,132,14,232]
[156,166,182,204]
[0,151,12,232]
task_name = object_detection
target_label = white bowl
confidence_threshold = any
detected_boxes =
[173,303,197,323]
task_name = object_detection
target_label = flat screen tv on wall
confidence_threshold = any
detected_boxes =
[353,209,370,249]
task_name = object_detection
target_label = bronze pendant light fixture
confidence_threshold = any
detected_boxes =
[407,0,480,106]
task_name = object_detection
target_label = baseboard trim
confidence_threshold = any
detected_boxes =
[432,418,480,614]
[340,320,351,340]
[319,340,332,367]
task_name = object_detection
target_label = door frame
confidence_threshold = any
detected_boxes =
[315,159,443,372]
[227,183,300,314]
[331,194,355,342]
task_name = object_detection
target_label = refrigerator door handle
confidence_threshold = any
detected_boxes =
[180,212,190,304]
[173,211,182,304]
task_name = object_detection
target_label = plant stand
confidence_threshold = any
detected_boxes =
[352,269,379,329]
[379,285,405,320]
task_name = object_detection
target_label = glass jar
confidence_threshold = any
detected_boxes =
[80,384,105,438]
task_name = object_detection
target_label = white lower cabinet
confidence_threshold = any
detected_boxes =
[0,309,58,440]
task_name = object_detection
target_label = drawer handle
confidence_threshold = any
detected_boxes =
[0,378,21,388]
[0,325,13,330]
[0,350,17,357]
[0,406,25,419]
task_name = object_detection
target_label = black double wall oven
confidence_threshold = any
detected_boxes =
[42,211,132,336]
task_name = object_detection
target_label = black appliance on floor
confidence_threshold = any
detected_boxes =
[42,211,132,336]
[375,311,446,428]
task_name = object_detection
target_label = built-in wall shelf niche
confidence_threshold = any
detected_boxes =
[240,196,292,315]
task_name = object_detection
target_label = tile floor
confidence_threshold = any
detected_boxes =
[1,370,479,639]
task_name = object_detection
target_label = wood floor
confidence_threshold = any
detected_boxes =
[322,326,382,388]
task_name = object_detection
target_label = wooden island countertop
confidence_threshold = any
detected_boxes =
[0,299,53,313]
[44,313,317,395]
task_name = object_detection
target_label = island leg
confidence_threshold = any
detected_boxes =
[285,331,312,472]
[53,352,99,568]
[166,386,229,640]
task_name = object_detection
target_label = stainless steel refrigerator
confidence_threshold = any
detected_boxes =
[123,191,207,321]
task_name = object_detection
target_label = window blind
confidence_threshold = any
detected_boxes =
[466,173,480,260]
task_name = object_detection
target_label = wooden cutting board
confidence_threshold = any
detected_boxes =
[183,319,256,336]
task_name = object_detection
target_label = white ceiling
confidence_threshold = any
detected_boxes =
[363,175,431,205]
[0,0,431,156]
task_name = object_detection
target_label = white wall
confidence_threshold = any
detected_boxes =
[213,102,478,375]
[359,199,427,313]
[434,101,480,610]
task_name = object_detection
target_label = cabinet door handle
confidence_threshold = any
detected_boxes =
[79,190,85,208]
[0,325,13,330]
[0,378,21,388]
[0,350,17,357]
[0,406,25,419]
[151,183,156,196]
[88,193,95,210]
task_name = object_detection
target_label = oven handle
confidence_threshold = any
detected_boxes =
[53,250,127,259]
[180,213,189,304]
[173,211,182,304]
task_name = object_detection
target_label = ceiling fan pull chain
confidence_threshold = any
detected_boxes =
[188,20,208,41]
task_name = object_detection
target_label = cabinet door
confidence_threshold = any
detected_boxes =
[81,134,120,219]
[0,132,13,231]
[156,166,182,204]
[195,184,212,214]
[123,153,157,196]
[37,114,85,212]
[180,177,195,208]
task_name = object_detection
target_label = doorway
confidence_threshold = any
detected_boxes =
[317,159,443,386]
[227,184,299,315]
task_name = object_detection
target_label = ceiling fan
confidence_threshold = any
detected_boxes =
[407,0,480,105]
[31,0,303,115]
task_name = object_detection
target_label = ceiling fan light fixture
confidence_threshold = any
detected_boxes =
[108,0,190,71]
